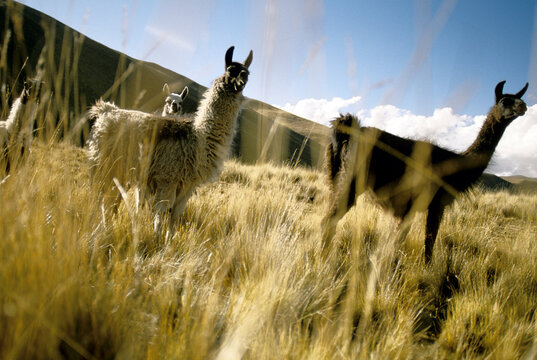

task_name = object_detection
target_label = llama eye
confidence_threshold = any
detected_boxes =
[501,98,514,107]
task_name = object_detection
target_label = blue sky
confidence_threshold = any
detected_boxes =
[18,0,537,176]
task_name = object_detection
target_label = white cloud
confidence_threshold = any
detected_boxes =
[275,96,361,126]
[493,106,537,177]
[276,97,537,177]
[358,105,483,152]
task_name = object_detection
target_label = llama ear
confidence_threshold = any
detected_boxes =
[225,46,235,68]
[495,81,506,103]
[515,82,529,99]
[163,83,170,95]
[244,50,253,69]
[180,86,189,99]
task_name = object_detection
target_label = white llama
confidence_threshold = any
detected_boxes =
[162,83,189,117]
[87,46,253,228]
[0,81,37,173]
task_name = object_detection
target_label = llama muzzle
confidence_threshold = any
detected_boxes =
[518,102,527,115]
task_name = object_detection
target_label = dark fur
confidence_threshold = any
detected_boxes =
[155,116,195,140]
[322,81,529,263]
[223,46,252,93]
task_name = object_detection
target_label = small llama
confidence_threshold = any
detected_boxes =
[162,83,189,117]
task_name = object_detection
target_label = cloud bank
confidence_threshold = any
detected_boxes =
[276,97,537,177]
[277,96,362,126]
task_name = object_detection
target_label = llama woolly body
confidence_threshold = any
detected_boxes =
[88,56,249,223]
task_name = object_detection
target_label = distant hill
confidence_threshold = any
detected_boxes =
[501,175,537,193]
[0,0,329,168]
[475,173,514,191]
[473,174,537,193]
[501,175,537,184]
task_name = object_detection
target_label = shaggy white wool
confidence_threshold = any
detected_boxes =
[87,46,253,229]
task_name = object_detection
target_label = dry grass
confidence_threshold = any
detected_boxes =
[1,2,536,357]
[1,143,536,359]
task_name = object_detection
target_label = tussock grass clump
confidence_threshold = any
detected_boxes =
[0,143,536,359]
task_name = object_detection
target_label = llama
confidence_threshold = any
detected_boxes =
[162,83,189,117]
[87,46,253,228]
[322,81,529,263]
[0,81,37,173]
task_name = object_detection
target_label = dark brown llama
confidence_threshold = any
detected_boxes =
[321,81,529,263]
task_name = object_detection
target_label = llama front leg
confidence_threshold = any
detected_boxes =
[321,177,358,258]
[320,212,340,257]
[153,185,177,234]
[170,187,194,226]
[424,202,446,264]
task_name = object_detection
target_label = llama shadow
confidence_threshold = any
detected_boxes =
[326,227,463,343]
[412,239,461,342]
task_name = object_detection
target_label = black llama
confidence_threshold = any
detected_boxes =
[322,81,528,263]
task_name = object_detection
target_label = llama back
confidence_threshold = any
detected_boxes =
[87,100,165,196]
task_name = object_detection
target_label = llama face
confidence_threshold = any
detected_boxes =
[21,80,39,105]
[21,82,31,104]
[18,81,40,120]
[224,46,253,93]
[495,81,528,120]
[162,85,189,116]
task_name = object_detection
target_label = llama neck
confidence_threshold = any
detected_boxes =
[194,76,243,175]
[461,106,512,169]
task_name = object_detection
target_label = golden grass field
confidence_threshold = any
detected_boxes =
[1,2,537,357]
[1,143,536,359]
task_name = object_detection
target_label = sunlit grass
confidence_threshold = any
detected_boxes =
[0,143,536,359]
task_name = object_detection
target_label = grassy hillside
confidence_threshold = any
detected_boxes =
[0,0,329,168]
[1,143,536,359]
[502,175,537,194]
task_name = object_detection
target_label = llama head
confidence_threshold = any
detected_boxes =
[223,46,253,93]
[21,80,38,104]
[162,83,189,116]
[494,81,528,121]
[20,79,43,105]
